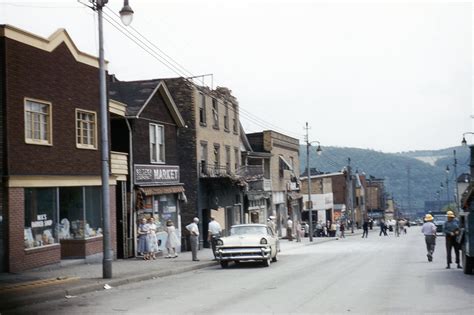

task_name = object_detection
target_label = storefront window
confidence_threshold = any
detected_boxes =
[24,188,58,248]
[153,194,177,232]
[84,186,103,238]
[59,187,84,239]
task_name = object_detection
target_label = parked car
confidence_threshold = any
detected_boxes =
[215,224,279,268]
[433,214,447,234]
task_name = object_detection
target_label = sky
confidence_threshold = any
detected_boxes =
[1,0,472,153]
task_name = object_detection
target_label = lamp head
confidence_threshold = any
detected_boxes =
[316,145,322,156]
[120,1,134,26]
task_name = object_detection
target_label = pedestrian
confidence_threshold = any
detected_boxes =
[316,221,323,237]
[421,213,437,262]
[165,220,179,258]
[207,216,222,259]
[369,218,373,230]
[362,220,369,238]
[287,217,293,241]
[379,220,388,236]
[339,221,345,238]
[186,217,200,261]
[443,211,461,269]
[330,221,337,237]
[146,217,159,260]
[267,216,277,235]
[303,221,309,237]
[137,218,149,260]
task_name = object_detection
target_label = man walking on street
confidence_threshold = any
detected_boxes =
[443,211,461,269]
[421,213,437,262]
[186,217,200,261]
[287,217,293,241]
[362,220,369,238]
[208,216,222,260]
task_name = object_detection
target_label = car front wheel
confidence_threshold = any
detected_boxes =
[220,261,228,268]
[272,252,278,262]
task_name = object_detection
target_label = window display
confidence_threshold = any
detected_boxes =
[24,188,58,248]
[84,186,102,237]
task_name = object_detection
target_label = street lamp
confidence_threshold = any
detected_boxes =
[305,122,322,242]
[91,0,134,279]
[445,165,450,204]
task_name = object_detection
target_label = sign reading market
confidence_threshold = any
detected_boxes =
[134,164,180,185]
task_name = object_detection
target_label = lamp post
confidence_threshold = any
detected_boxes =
[91,0,134,279]
[305,122,322,242]
[445,165,450,204]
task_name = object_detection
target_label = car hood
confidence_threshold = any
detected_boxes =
[218,234,267,246]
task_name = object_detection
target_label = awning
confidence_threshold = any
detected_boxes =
[140,185,184,196]
[279,156,293,171]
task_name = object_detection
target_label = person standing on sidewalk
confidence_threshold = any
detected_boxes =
[207,216,222,259]
[186,217,200,261]
[421,213,437,262]
[165,220,179,258]
[146,217,159,260]
[339,221,345,238]
[443,211,461,269]
[287,217,293,241]
[137,218,149,260]
[362,220,369,238]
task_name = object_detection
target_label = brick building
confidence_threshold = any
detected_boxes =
[162,78,244,247]
[0,26,117,272]
[109,78,186,257]
[246,131,301,237]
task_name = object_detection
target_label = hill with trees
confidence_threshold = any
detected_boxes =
[299,145,470,213]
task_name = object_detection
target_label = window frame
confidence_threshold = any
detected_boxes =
[149,123,165,164]
[75,109,98,150]
[212,98,219,129]
[199,92,207,126]
[24,98,53,146]
[224,102,229,132]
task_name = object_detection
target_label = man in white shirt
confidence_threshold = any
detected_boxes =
[287,217,293,241]
[421,214,437,262]
[208,217,222,259]
[186,217,200,261]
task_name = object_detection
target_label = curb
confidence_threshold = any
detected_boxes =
[0,261,218,312]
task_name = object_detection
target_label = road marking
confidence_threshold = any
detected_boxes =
[0,277,80,293]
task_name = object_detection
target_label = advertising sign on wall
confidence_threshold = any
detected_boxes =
[134,164,180,186]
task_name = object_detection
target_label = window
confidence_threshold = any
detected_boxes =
[225,146,231,173]
[224,102,229,131]
[232,104,238,134]
[150,123,165,163]
[76,109,97,149]
[199,93,206,125]
[212,98,219,129]
[234,148,240,171]
[213,144,220,170]
[24,188,58,248]
[200,141,208,174]
[25,99,52,145]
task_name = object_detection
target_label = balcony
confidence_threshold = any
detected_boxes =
[199,162,233,178]
[111,151,128,181]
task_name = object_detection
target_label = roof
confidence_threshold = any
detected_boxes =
[109,79,185,127]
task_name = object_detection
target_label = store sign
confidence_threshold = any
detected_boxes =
[31,214,53,228]
[134,164,180,185]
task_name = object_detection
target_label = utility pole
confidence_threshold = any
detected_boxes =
[453,150,460,211]
[346,158,354,233]
[305,122,314,242]
[407,165,411,219]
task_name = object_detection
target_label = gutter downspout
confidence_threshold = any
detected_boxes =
[125,118,135,257]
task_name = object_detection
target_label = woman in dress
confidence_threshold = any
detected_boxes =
[165,220,179,258]
[146,217,159,260]
[137,218,149,260]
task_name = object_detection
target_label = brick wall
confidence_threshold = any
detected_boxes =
[5,39,102,176]
[164,79,199,228]
[8,188,61,272]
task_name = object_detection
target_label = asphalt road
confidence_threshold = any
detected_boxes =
[11,229,474,314]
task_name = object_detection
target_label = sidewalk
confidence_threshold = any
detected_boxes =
[0,231,361,311]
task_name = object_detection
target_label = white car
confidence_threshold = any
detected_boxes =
[215,224,279,268]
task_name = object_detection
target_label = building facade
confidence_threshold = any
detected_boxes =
[0,26,117,272]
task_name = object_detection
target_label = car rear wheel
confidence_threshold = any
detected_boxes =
[220,261,228,269]
[462,248,473,275]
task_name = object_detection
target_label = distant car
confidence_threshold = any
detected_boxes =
[433,214,447,234]
[215,224,279,268]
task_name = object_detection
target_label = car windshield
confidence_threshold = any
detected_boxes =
[230,226,267,236]
[433,215,446,222]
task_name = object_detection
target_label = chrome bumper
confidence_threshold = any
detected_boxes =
[216,247,271,261]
